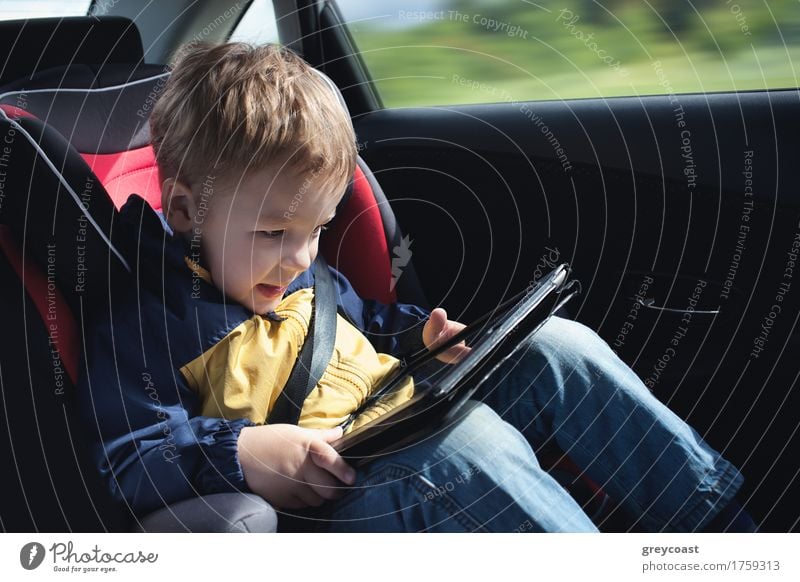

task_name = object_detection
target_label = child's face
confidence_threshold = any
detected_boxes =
[183,160,341,315]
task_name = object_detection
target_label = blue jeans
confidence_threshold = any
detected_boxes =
[286,317,743,532]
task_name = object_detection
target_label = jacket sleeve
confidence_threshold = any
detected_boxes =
[76,296,254,518]
[321,262,431,359]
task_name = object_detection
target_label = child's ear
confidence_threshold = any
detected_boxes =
[161,177,195,234]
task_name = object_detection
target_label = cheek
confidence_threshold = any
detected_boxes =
[200,233,251,288]
[231,240,281,282]
[252,239,280,266]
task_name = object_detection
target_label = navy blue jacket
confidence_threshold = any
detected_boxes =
[77,195,430,516]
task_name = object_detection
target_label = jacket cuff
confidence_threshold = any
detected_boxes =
[196,418,255,496]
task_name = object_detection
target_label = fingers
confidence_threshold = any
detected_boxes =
[429,314,468,361]
[281,463,350,509]
[424,312,447,350]
[438,343,472,364]
[303,461,350,501]
[434,313,464,343]
[430,308,447,337]
[290,487,327,508]
[319,426,344,443]
[308,438,357,485]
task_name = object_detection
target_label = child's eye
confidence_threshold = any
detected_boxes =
[259,230,284,239]
[312,224,330,237]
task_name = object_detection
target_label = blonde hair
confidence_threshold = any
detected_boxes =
[150,42,357,195]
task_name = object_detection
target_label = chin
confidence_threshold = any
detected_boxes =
[236,294,275,316]
[255,299,281,315]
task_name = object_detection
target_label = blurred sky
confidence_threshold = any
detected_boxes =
[0,0,90,19]
[337,0,447,29]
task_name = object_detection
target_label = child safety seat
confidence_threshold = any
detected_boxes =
[0,16,428,531]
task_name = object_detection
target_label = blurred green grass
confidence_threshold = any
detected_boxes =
[340,0,800,107]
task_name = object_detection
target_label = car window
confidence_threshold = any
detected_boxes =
[229,0,279,44]
[335,0,800,107]
[0,0,91,20]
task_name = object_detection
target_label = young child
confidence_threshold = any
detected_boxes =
[77,42,753,532]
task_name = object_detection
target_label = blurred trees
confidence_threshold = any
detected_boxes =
[337,0,800,105]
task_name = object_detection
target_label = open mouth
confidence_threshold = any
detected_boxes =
[256,284,287,298]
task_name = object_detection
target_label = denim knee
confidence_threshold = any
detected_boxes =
[519,316,611,371]
[511,316,649,403]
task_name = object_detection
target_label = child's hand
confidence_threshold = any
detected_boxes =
[237,424,356,510]
[423,307,472,363]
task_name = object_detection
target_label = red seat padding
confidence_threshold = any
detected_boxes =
[0,104,33,120]
[0,225,78,385]
[321,163,395,304]
[81,146,162,211]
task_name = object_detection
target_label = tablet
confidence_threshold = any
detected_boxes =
[333,263,579,466]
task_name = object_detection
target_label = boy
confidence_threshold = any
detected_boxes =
[78,42,752,532]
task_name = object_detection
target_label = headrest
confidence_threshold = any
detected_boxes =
[0,17,144,88]
[0,65,168,154]
[0,63,169,209]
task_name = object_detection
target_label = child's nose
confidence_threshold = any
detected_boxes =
[282,242,312,272]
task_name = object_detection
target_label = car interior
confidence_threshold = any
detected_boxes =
[0,0,797,533]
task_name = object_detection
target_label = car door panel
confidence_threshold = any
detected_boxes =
[351,89,800,531]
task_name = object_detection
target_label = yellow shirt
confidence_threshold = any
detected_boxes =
[179,260,414,434]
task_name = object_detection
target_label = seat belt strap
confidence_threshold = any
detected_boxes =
[267,256,337,425]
